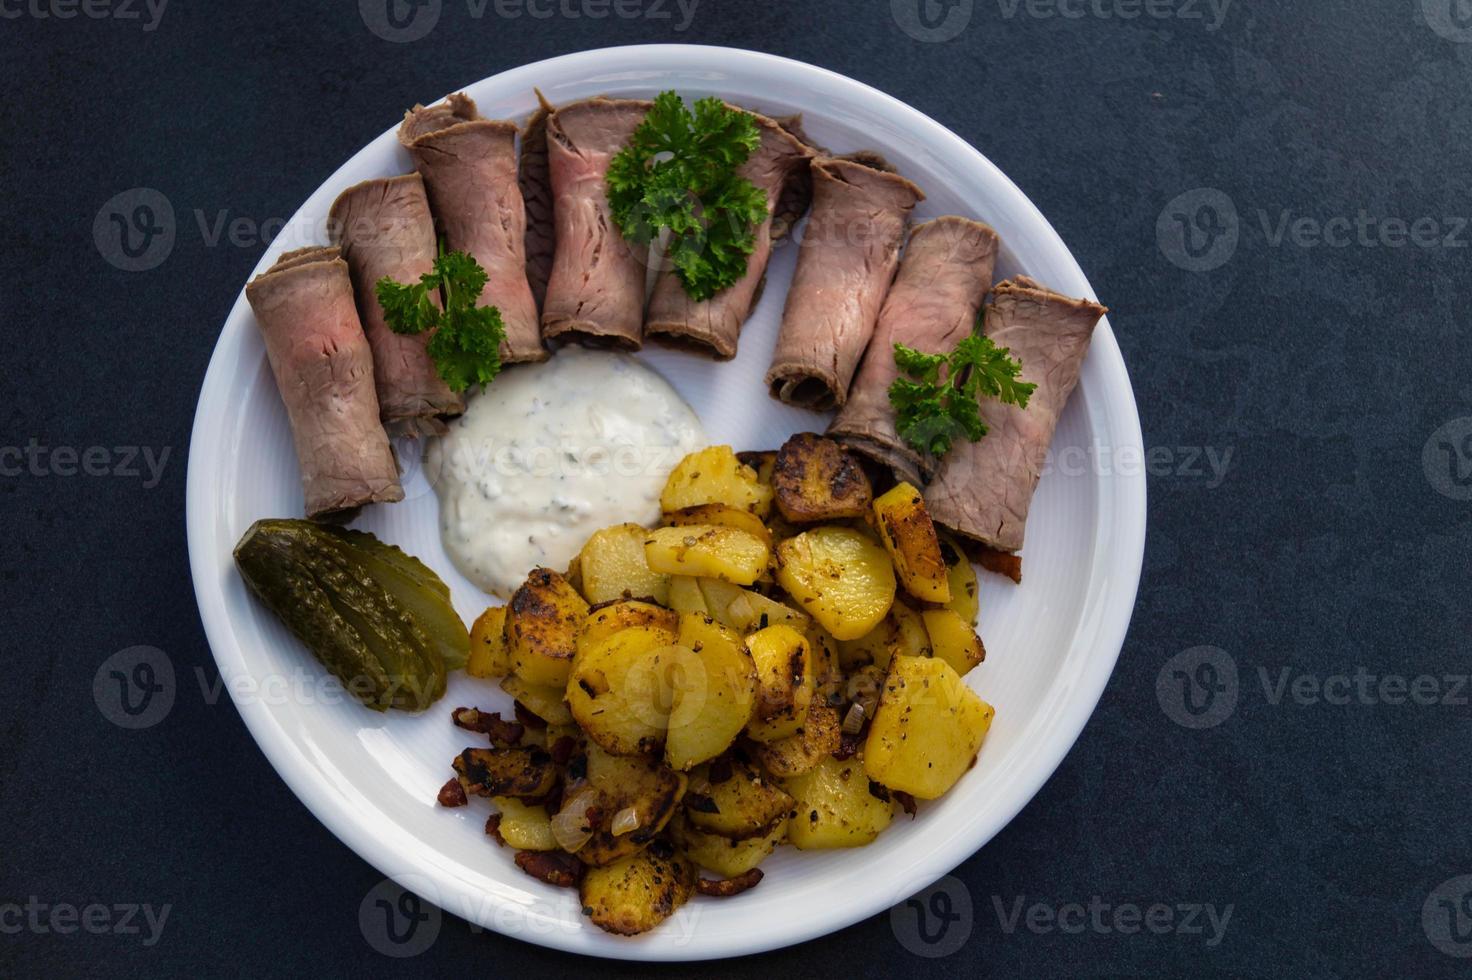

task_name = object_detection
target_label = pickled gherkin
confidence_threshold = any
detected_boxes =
[233,519,468,711]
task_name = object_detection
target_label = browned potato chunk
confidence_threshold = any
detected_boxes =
[467,606,511,678]
[872,482,952,604]
[921,608,985,677]
[454,746,557,800]
[685,758,795,839]
[577,523,672,606]
[643,525,770,585]
[864,655,994,799]
[772,433,873,523]
[573,744,688,866]
[661,446,773,518]
[754,703,842,777]
[776,527,896,641]
[507,568,589,689]
[744,624,815,743]
[579,846,696,936]
[663,503,772,545]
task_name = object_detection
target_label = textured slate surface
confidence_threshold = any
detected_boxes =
[2,2,1469,976]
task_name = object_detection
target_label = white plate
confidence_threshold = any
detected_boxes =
[187,44,1145,961]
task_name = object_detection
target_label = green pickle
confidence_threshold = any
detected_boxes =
[233,519,468,712]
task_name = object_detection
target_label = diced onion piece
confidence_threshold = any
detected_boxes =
[841,702,866,735]
[551,786,599,853]
[610,805,640,837]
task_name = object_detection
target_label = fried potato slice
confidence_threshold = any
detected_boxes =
[921,608,985,677]
[775,526,896,641]
[661,446,773,518]
[579,845,696,936]
[566,626,681,756]
[744,623,815,743]
[783,755,895,849]
[643,525,770,586]
[872,482,952,604]
[670,812,786,878]
[577,523,672,606]
[685,758,795,839]
[665,614,757,771]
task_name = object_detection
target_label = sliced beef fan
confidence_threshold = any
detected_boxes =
[540,97,653,350]
[244,246,403,520]
[765,157,923,411]
[925,277,1108,574]
[399,93,547,364]
[644,109,813,359]
[329,174,464,435]
[828,217,1000,486]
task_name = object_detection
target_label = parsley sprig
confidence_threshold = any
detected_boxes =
[606,91,769,301]
[889,335,1037,458]
[375,249,506,393]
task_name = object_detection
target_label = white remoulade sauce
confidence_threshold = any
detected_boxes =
[427,348,704,597]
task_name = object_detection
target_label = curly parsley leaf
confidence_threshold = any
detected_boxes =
[375,248,505,393]
[607,91,767,301]
[889,333,1037,459]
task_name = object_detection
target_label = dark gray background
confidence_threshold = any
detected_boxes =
[3,1,1469,977]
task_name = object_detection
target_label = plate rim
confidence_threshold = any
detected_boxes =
[186,42,1146,961]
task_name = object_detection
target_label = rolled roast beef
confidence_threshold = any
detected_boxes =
[766,157,923,410]
[541,97,653,349]
[925,276,1107,576]
[329,174,464,434]
[399,94,547,364]
[644,110,813,359]
[520,90,557,310]
[244,246,403,520]
[829,217,1000,486]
